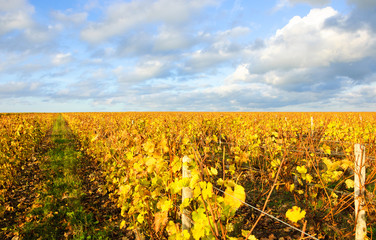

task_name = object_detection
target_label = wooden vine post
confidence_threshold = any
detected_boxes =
[182,156,193,231]
[354,144,366,240]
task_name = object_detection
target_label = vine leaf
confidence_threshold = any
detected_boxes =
[224,184,245,211]
[286,206,306,223]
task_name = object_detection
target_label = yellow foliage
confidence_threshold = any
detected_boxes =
[286,206,306,223]
[289,183,295,192]
[143,140,155,154]
[345,179,354,189]
[224,184,245,211]
[296,166,307,174]
[241,230,258,240]
[120,220,126,229]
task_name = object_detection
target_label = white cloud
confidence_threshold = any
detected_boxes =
[1,0,375,112]
[182,26,251,73]
[24,26,54,42]
[51,10,88,24]
[250,7,376,74]
[328,82,376,109]
[275,0,330,10]
[288,0,330,6]
[184,49,233,73]
[90,68,107,80]
[0,81,28,93]
[0,0,35,35]
[52,53,72,65]
[347,0,376,8]
[114,59,170,83]
[0,0,30,11]
[225,64,253,82]
[0,0,59,45]
[220,6,376,107]
[0,81,42,97]
[84,0,101,11]
[153,26,193,52]
[80,0,217,43]
[232,64,251,81]
[0,51,48,74]
[217,26,251,39]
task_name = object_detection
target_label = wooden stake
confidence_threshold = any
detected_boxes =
[182,155,193,231]
[354,144,366,240]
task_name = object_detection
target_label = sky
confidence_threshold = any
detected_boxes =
[0,0,375,112]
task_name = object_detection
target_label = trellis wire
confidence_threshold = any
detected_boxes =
[213,186,320,240]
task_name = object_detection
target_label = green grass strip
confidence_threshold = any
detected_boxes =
[22,115,107,239]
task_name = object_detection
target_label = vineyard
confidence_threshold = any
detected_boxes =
[0,113,57,217]
[1,112,376,239]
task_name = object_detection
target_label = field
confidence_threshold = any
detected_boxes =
[1,112,375,239]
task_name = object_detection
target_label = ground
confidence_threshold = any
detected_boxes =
[0,115,132,239]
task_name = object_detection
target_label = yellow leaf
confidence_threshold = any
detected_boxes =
[216,178,224,185]
[202,182,213,199]
[157,198,173,212]
[154,211,168,233]
[126,151,133,159]
[161,199,172,212]
[182,230,191,239]
[340,159,353,169]
[331,192,338,199]
[323,145,331,155]
[145,157,156,173]
[180,198,191,209]
[119,184,131,196]
[133,162,142,171]
[271,159,281,168]
[189,174,200,188]
[120,220,126,229]
[322,157,333,170]
[286,206,306,223]
[145,157,156,166]
[137,214,144,224]
[143,140,155,154]
[242,230,258,239]
[182,137,189,145]
[345,179,354,189]
[305,174,313,183]
[166,221,178,235]
[159,135,169,153]
[224,184,245,210]
[90,134,99,142]
[209,167,218,176]
[296,166,307,174]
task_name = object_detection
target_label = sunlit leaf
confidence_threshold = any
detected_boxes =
[296,166,307,174]
[286,206,306,223]
[120,220,126,229]
[345,179,354,189]
[224,184,245,211]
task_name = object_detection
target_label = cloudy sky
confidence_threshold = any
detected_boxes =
[0,0,375,112]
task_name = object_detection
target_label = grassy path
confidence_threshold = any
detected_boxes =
[1,115,130,239]
[20,115,104,239]
[14,115,113,239]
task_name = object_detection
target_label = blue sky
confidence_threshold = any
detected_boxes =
[0,0,375,112]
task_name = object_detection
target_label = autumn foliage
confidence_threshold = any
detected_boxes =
[62,112,376,239]
[1,112,376,239]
